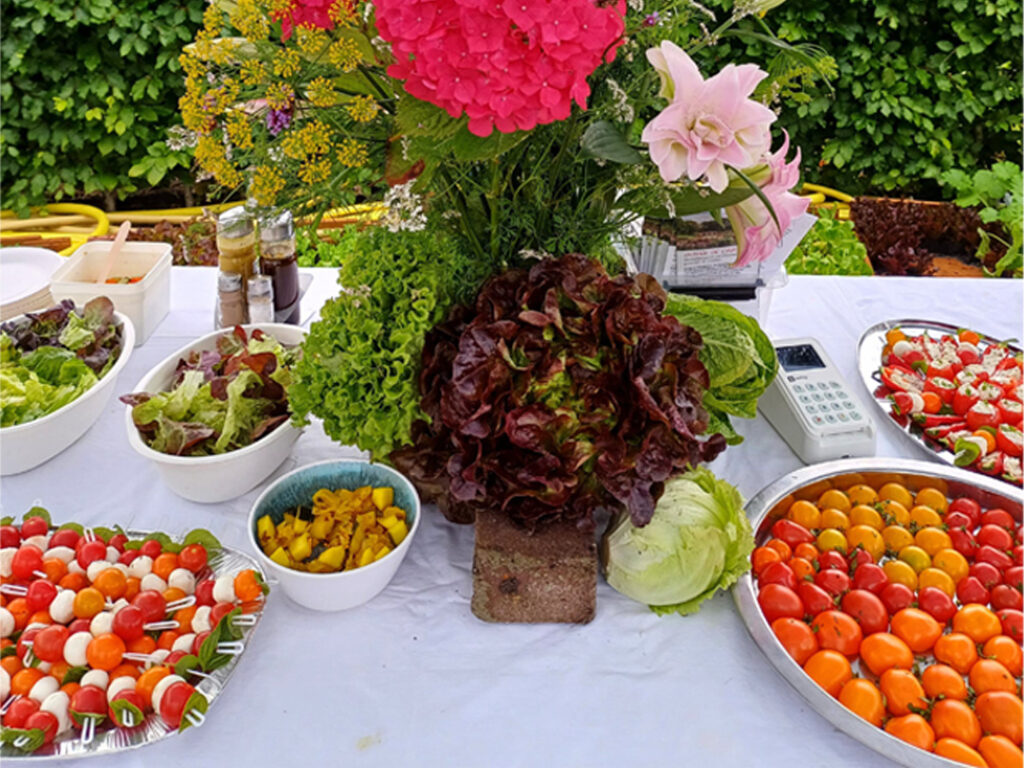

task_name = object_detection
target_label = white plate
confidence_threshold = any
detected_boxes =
[0,247,64,305]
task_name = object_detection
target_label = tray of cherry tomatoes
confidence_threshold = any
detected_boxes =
[0,507,269,760]
[734,458,1022,768]
[857,320,1022,486]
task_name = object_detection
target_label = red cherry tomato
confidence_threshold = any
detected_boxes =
[849,549,874,569]
[192,631,211,656]
[971,562,1003,590]
[107,534,128,553]
[881,583,916,614]
[140,540,163,559]
[178,544,208,573]
[949,497,982,528]
[69,685,107,726]
[851,563,889,595]
[0,525,21,548]
[26,580,57,612]
[950,527,979,559]
[20,517,48,539]
[758,584,805,623]
[119,549,139,566]
[159,681,198,729]
[209,602,236,627]
[11,545,44,580]
[797,582,834,617]
[16,628,40,660]
[918,586,957,623]
[991,585,1023,611]
[24,710,58,744]
[770,519,816,549]
[194,579,216,607]
[814,569,851,598]
[758,562,799,591]
[1004,566,1023,591]
[819,551,849,572]
[130,590,167,623]
[954,384,981,416]
[49,528,80,549]
[108,689,145,728]
[2,697,41,728]
[772,617,819,665]
[76,539,107,569]
[111,605,145,641]
[981,509,1016,530]
[67,618,91,635]
[956,576,991,606]
[841,589,889,635]
[966,401,1002,431]
[945,511,974,530]
[977,524,1015,551]
[997,609,1023,643]
[32,624,70,662]
[164,650,187,666]
[977,545,1015,571]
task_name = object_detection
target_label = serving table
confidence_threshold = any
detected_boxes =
[3,269,1021,768]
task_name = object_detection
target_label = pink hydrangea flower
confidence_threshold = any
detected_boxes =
[278,0,339,40]
[641,41,776,192]
[376,0,626,137]
[725,133,809,267]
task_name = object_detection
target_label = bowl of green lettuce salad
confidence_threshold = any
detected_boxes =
[1,297,135,475]
[121,324,306,503]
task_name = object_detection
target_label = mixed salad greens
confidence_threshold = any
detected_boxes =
[1,298,124,428]
[121,327,301,456]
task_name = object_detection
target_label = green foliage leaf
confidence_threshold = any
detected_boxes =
[580,120,642,164]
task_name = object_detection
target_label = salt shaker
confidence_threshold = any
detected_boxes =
[216,271,247,328]
[247,275,275,323]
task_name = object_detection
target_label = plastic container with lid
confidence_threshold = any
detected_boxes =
[259,210,300,324]
[49,241,171,346]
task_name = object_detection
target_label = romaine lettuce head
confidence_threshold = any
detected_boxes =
[602,467,754,615]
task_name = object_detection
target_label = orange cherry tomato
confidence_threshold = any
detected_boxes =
[72,587,105,620]
[969,659,1019,695]
[959,329,982,345]
[58,572,88,592]
[978,735,1024,768]
[0,656,23,677]
[6,598,29,630]
[108,663,141,681]
[975,691,1023,745]
[48,660,70,683]
[859,632,914,677]
[161,587,187,605]
[880,668,927,717]
[793,542,819,561]
[234,570,263,602]
[933,632,980,675]
[40,558,67,583]
[10,667,45,696]
[953,604,1003,644]
[134,666,172,710]
[803,649,853,697]
[174,606,197,631]
[60,682,80,698]
[934,738,987,767]
[885,713,936,752]
[787,500,822,530]
[156,630,179,650]
[152,552,179,581]
[124,577,141,602]
[838,678,885,726]
[772,617,819,666]
[752,546,782,576]
[765,539,792,562]
[921,663,970,701]
[28,610,51,626]
[931,699,982,747]
[788,557,815,582]
[811,610,863,657]
[921,391,942,414]
[891,608,943,653]
[85,633,126,671]
[126,635,157,655]
[92,568,127,600]
[984,635,1023,678]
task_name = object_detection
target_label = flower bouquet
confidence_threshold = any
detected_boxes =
[182,0,831,621]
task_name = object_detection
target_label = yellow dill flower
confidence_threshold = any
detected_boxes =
[195,135,228,171]
[180,92,213,134]
[298,157,332,185]
[272,48,302,78]
[301,120,331,155]
[295,26,328,57]
[250,166,286,207]
[345,94,378,123]
[214,162,243,188]
[281,130,307,161]
[327,38,362,73]
[179,52,206,79]
[266,82,295,110]
[231,0,270,41]
[336,138,368,168]
[328,0,357,27]
[202,5,222,34]
[306,77,338,108]
[239,59,267,86]
[225,112,254,150]
[268,0,293,21]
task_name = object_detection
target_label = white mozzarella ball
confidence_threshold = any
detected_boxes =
[212,574,236,604]
[106,676,136,702]
[151,674,185,718]
[37,661,52,673]
[67,560,85,575]
[171,633,196,654]
[0,667,9,700]
[29,675,60,702]
[23,534,51,551]
[87,560,116,583]
[49,590,76,624]
[140,573,167,593]
[0,607,14,638]
[128,556,153,579]
[105,546,120,562]
[40,691,72,735]
[90,611,115,636]
[111,598,129,614]
[80,669,108,691]
[43,546,75,564]
[111,563,129,576]
[167,568,195,595]
[63,631,92,667]
[144,648,171,670]
[0,548,15,578]
[191,606,212,634]
[25,622,50,632]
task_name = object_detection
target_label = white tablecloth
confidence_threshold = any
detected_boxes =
[3,269,1022,768]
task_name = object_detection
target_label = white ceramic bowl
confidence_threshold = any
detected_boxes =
[1,310,135,475]
[248,459,422,611]
[124,324,305,503]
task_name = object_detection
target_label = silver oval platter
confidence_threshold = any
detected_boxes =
[857,318,1022,487]
[0,529,268,761]
[734,458,1023,768]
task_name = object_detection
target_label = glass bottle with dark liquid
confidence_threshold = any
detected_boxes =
[258,211,300,324]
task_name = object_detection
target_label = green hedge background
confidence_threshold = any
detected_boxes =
[0,0,1020,211]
